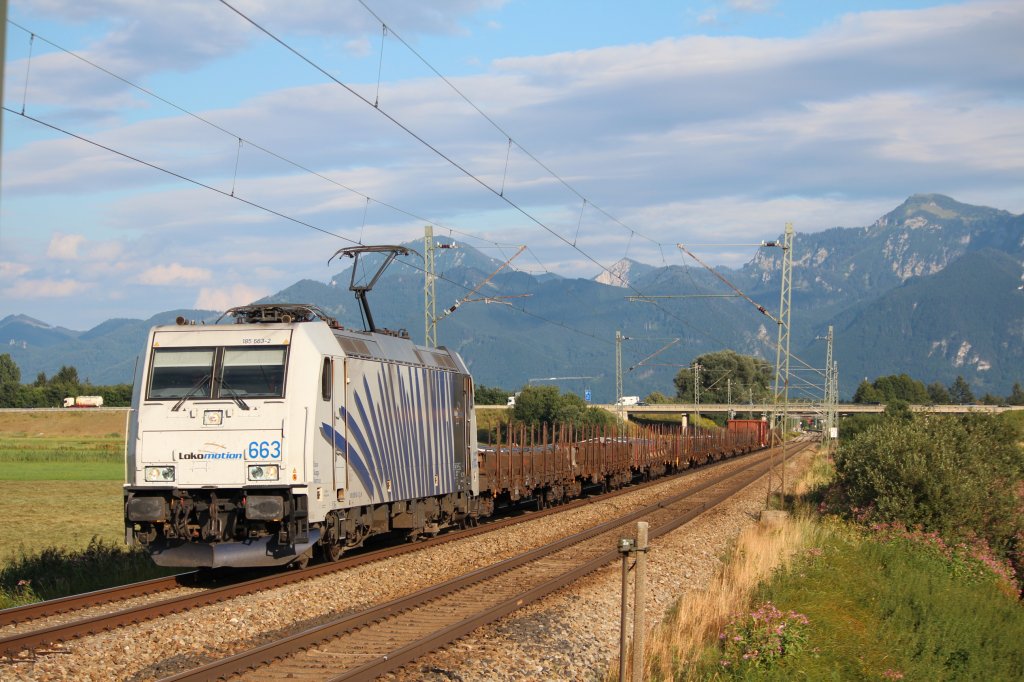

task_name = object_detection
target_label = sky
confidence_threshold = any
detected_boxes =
[1,0,1022,330]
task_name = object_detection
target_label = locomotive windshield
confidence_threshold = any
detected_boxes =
[149,349,214,399]
[147,346,288,400]
[221,347,287,397]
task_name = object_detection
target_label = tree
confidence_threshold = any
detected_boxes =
[0,354,20,387]
[884,399,913,421]
[948,375,975,404]
[0,354,21,408]
[1008,382,1024,406]
[852,379,883,404]
[673,350,772,404]
[926,381,951,404]
[475,385,512,406]
[644,391,672,404]
[512,385,613,428]
[854,374,928,404]
[51,365,80,388]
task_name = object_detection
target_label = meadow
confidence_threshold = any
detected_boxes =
[0,409,127,562]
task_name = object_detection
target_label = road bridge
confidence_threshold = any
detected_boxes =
[477,403,1024,416]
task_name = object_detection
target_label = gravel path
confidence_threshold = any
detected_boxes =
[2,447,813,682]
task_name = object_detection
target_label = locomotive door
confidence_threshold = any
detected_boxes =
[452,373,474,492]
[331,356,347,496]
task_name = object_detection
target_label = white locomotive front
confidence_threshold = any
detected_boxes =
[124,300,478,568]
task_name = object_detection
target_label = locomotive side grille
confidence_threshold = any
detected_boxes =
[337,336,371,357]
[432,352,457,370]
[414,349,457,370]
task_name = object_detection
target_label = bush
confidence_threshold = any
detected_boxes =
[832,414,1023,560]
[717,602,810,673]
[511,385,614,428]
[0,538,175,603]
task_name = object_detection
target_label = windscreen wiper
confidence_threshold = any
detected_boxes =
[218,378,251,411]
[171,374,211,412]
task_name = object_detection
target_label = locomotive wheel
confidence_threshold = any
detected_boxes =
[324,541,344,562]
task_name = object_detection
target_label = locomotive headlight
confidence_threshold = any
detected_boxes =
[248,464,279,481]
[144,466,175,482]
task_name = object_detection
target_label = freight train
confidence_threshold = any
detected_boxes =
[123,246,768,569]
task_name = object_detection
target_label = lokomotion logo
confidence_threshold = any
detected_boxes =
[175,451,244,460]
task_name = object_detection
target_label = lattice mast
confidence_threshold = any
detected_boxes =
[823,325,834,444]
[615,330,624,405]
[767,222,794,506]
[829,361,839,453]
[424,225,436,348]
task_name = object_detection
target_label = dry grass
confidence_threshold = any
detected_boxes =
[0,480,125,563]
[0,409,129,438]
[642,515,820,680]
[640,447,829,681]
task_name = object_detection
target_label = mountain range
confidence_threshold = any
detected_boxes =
[2,194,1022,402]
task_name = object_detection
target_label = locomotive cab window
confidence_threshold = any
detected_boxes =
[321,357,332,401]
[148,349,215,399]
[221,347,287,397]
[147,346,289,401]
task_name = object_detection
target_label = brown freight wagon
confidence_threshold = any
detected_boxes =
[477,422,763,510]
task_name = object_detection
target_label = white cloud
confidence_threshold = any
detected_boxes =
[728,0,775,12]
[138,263,211,285]
[0,262,32,280]
[194,283,269,312]
[697,10,718,25]
[46,233,86,260]
[3,277,90,298]
[3,0,1023,328]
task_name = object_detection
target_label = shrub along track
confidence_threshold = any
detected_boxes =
[160,442,812,682]
[0,443,787,661]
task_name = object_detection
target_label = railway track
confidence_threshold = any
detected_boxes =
[0,445,783,660]
[0,574,197,628]
[159,442,812,681]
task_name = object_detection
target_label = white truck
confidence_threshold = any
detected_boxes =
[63,395,104,408]
[615,396,640,406]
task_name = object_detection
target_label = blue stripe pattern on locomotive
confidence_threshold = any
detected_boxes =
[319,362,457,503]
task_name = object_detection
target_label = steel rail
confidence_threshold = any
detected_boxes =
[0,573,196,628]
[159,442,813,681]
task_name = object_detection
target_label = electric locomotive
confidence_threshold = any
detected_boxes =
[124,246,480,568]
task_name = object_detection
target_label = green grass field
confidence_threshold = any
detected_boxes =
[0,413,127,564]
